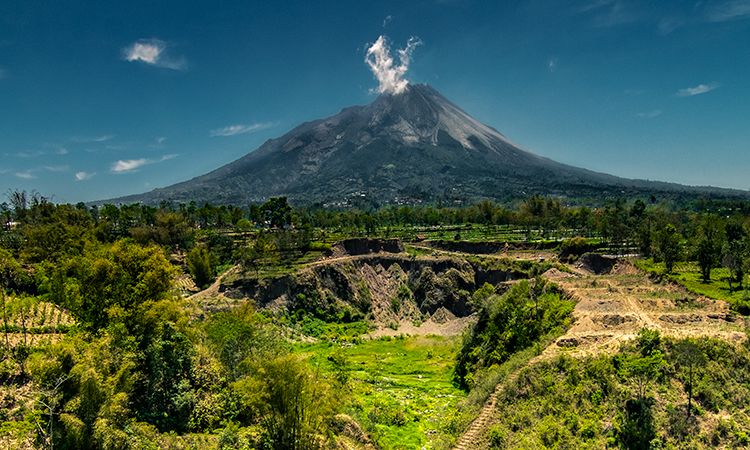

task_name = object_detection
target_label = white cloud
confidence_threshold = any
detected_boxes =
[123,39,186,70]
[210,122,275,137]
[365,35,421,95]
[636,109,662,118]
[56,147,69,155]
[156,136,166,144]
[111,154,177,173]
[75,171,95,181]
[15,171,36,180]
[707,0,750,21]
[112,158,148,173]
[676,83,719,97]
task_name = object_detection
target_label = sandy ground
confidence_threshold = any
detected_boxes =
[367,314,476,338]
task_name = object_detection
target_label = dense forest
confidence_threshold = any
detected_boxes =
[2,190,750,449]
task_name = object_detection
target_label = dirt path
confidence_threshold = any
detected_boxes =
[187,265,241,310]
[453,261,747,449]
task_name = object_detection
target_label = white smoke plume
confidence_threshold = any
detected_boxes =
[365,35,421,95]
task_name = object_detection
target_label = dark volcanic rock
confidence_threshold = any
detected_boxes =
[577,253,617,275]
[335,238,404,255]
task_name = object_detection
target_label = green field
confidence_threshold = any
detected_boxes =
[634,259,750,312]
[296,335,465,449]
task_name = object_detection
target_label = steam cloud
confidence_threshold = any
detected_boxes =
[365,35,421,95]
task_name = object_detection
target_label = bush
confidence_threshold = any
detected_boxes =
[558,236,596,260]
[187,245,215,289]
[454,278,574,388]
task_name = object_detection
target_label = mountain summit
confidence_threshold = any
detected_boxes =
[110,84,745,206]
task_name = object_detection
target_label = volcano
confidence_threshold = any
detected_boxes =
[110,84,746,206]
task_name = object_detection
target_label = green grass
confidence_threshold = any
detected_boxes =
[634,259,750,313]
[296,335,465,449]
[315,224,596,244]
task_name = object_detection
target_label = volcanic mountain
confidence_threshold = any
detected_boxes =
[111,84,745,206]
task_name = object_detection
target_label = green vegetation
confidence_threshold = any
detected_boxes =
[5,191,750,448]
[454,279,575,389]
[485,332,750,449]
[298,335,465,449]
[635,259,750,313]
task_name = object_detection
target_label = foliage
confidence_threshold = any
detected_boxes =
[257,355,338,450]
[454,279,575,388]
[299,335,465,449]
[37,239,176,332]
[186,245,215,289]
[653,223,681,273]
[486,335,750,449]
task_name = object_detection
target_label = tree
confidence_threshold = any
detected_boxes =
[187,246,215,289]
[261,197,292,228]
[653,224,681,274]
[46,240,175,332]
[618,330,664,450]
[674,339,706,417]
[6,189,27,221]
[696,216,723,282]
[722,222,748,291]
[236,232,277,274]
[204,304,283,381]
[258,355,337,450]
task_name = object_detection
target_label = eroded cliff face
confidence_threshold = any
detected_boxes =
[220,254,529,324]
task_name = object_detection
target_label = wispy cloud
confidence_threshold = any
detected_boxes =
[579,0,639,27]
[75,171,95,181]
[15,171,36,180]
[383,15,393,27]
[43,165,69,172]
[548,57,558,72]
[658,17,684,34]
[111,154,177,173]
[123,39,186,70]
[636,109,663,119]
[676,83,719,97]
[72,134,114,143]
[9,150,46,158]
[0,68,6,79]
[9,165,69,179]
[210,122,276,137]
[706,0,750,22]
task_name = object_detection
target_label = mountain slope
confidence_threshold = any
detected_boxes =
[109,84,747,206]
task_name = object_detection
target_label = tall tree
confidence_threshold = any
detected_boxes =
[722,222,748,291]
[696,215,723,282]
[654,224,681,274]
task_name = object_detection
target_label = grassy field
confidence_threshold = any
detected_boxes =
[634,259,750,312]
[296,335,465,449]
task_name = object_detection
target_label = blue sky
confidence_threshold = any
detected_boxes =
[1,0,749,203]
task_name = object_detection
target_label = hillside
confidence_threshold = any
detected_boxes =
[105,84,749,206]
